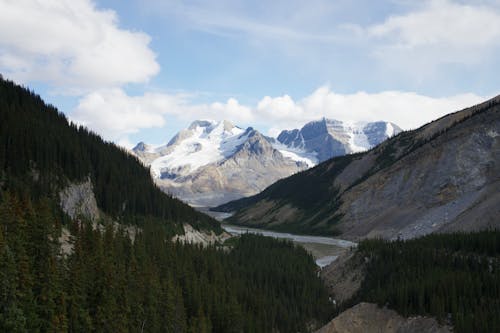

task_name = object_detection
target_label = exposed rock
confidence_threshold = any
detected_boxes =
[58,227,73,256]
[315,303,452,333]
[172,224,231,246]
[59,178,100,221]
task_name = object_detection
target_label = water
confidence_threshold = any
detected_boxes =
[222,224,357,268]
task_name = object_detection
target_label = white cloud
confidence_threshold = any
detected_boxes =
[255,87,485,134]
[72,89,182,143]
[367,0,500,67]
[71,90,254,144]
[0,0,159,92]
[72,85,486,145]
[202,98,253,123]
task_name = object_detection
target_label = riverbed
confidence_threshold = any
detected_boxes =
[222,224,356,268]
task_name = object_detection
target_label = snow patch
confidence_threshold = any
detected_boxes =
[272,142,318,167]
[386,122,395,137]
[343,121,371,153]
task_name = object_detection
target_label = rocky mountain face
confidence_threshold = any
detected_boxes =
[215,96,500,240]
[277,119,401,163]
[133,120,308,207]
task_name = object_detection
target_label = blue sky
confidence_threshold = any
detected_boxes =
[1,0,499,147]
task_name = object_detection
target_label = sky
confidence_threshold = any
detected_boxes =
[0,0,499,147]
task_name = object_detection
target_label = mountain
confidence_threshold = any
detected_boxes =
[277,119,401,163]
[134,119,400,207]
[215,96,500,239]
[0,77,219,234]
[133,120,309,207]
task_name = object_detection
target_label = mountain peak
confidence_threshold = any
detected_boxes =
[188,119,237,132]
[132,141,154,153]
[277,119,402,161]
[188,119,216,130]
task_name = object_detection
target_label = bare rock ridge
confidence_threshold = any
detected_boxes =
[133,119,399,207]
[216,95,500,240]
[315,303,452,333]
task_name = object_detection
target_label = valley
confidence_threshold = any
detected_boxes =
[1,73,499,332]
[216,95,500,240]
[2,1,499,332]
[222,224,356,267]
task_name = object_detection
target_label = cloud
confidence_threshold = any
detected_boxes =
[367,0,500,67]
[71,90,253,144]
[72,85,486,145]
[255,87,486,135]
[0,0,159,92]
[72,89,182,143]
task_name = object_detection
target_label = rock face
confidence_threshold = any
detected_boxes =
[277,119,401,163]
[172,224,231,246]
[315,303,452,333]
[59,178,100,221]
[217,96,500,239]
[133,120,308,207]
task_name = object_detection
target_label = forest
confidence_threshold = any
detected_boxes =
[0,192,334,332]
[343,231,500,333]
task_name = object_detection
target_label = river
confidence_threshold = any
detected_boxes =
[222,224,357,268]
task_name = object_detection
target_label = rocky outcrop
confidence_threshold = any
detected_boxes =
[172,224,231,246]
[315,303,452,333]
[59,178,100,221]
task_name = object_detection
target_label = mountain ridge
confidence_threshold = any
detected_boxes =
[215,95,500,239]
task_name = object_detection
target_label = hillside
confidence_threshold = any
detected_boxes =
[318,231,500,333]
[0,77,219,233]
[215,95,500,239]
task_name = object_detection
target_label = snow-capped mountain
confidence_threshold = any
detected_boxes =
[277,118,402,163]
[132,120,308,207]
[133,118,401,207]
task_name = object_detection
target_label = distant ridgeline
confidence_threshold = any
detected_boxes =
[0,77,218,233]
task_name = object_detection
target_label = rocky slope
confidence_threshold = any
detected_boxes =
[315,303,451,333]
[216,95,500,239]
[133,120,309,207]
[277,119,401,163]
